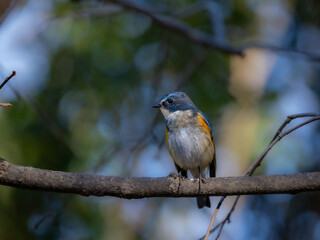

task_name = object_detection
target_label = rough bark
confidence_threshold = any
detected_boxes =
[0,159,319,198]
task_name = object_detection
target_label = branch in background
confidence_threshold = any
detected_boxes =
[106,0,320,60]
[174,50,207,90]
[0,158,320,198]
[204,113,320,240]
[9,86,73,154]
[52,1,320,59]
[174,1,227,42]
[0,0,18,27]
[107,0,243,55]
[240,41,320,61]
[0,70,16,107]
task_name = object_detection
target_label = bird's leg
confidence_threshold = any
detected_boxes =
[198,167,201,194]
[168,171,187,180]
[178,170,187,180]
[197,167,208,194]
[177,170,189,193]
[169,170,187,193]
[199,174,207,184]
[168,172,178,178]
[198,166,207,184]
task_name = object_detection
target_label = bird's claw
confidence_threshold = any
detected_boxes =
[168,172,187,180]
[178,172,187,180]
[168,172,178,178]
[192,177,206,183]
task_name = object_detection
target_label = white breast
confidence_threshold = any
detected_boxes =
[167,125,214,177]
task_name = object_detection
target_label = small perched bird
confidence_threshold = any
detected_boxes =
[153,92,216,208]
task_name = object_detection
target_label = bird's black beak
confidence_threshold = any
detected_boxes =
[152,104,161,108]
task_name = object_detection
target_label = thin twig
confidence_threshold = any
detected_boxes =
[0,103,12,107]
[203,196,225,240]
[0,70,16,90]
[204,113,320,239]
[34,213,53,230]
[245,114,320,176]
[215,196,241,240]
[270,113,319,142]
[0,71,16,107]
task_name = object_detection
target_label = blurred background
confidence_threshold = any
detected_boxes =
[0,0,319,239]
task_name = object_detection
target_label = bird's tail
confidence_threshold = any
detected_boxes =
[197,197,211,208]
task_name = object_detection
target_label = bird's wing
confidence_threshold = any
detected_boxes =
[198,111,216,178]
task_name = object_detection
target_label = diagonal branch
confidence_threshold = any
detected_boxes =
[107,0,243,55]
[106,0,320,60]
[0,158,320,198]
[205,113,320,239]
[174,1,227,42]
[245,114,320,176]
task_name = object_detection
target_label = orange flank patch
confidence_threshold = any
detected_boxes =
[197,113,213,145]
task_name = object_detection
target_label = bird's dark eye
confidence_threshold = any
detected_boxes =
[167,98,173,104]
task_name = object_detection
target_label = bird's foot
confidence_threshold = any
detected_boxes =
[192,178,206,183]
[168,172,178,178]
[197,174,208,194]
[169,171,187,193]
[197,174,207,183]
[200,177,207,184]
[178,171,187,180]
[168,172,187,180]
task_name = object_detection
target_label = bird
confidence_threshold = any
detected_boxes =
[153,92,216,208]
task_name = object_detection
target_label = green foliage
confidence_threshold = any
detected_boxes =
[0,0,319,239]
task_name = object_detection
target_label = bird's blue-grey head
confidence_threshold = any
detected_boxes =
[152,92,196,115]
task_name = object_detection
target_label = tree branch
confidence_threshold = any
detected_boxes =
[106,0,320,60]
[205,113,320,239]
[107,0,243,56]
[0,158,319,198]
[245,115,320,177]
